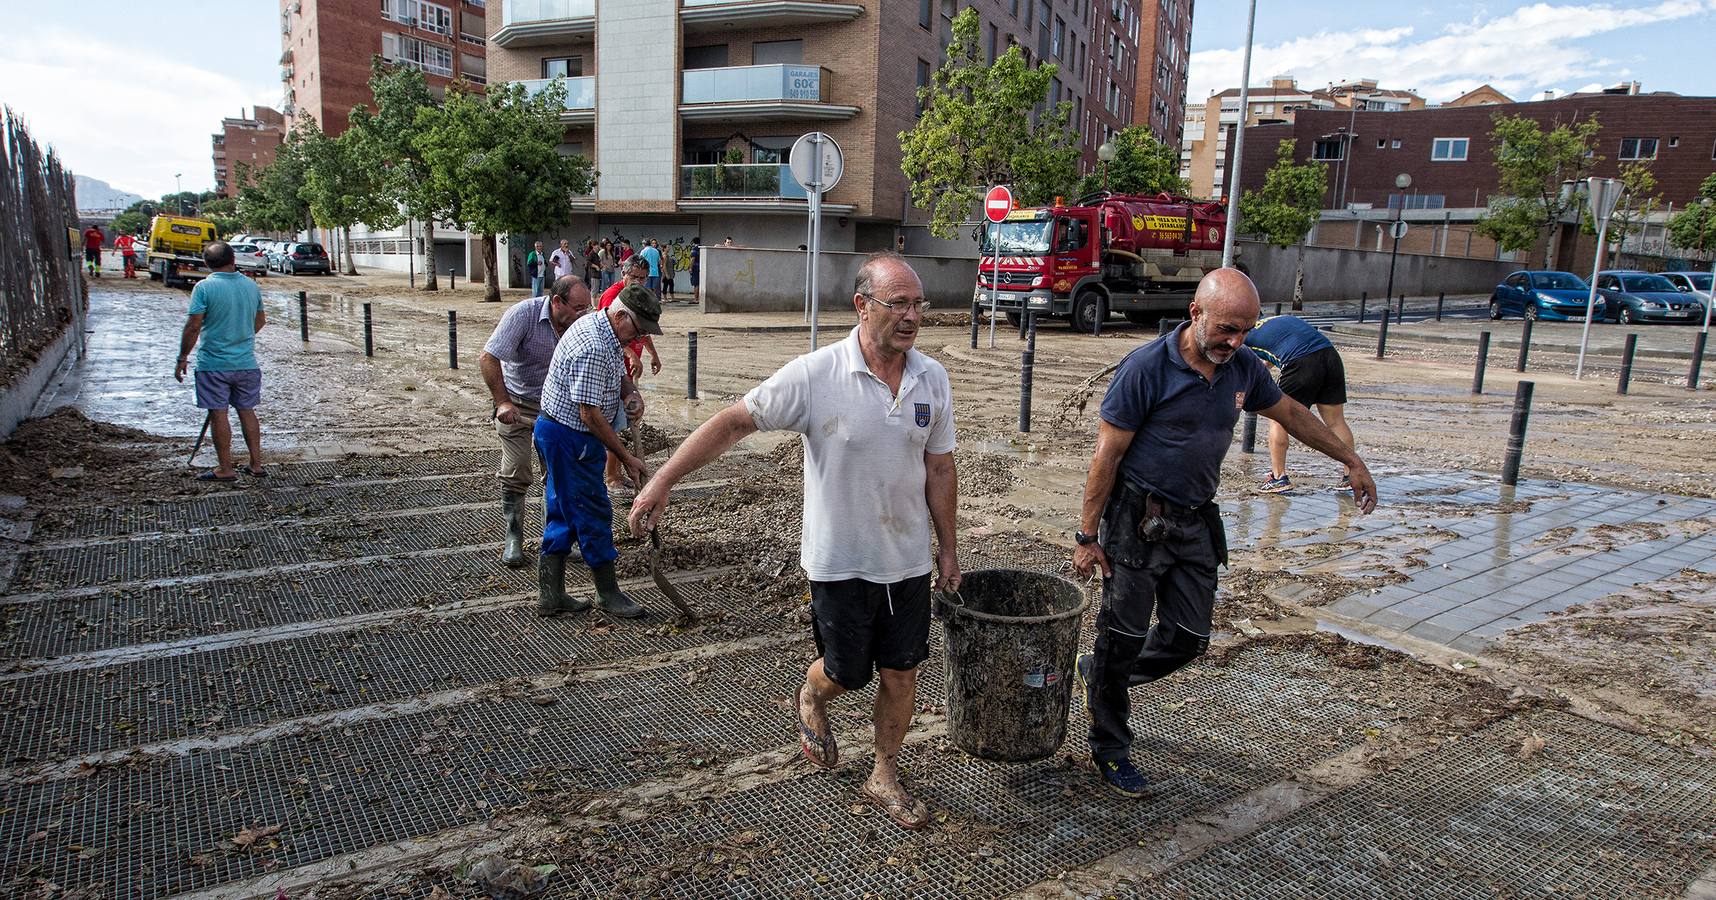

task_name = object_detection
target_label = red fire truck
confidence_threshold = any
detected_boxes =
[973,192,1229,332]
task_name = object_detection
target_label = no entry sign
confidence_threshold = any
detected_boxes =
[984,185,1014,223]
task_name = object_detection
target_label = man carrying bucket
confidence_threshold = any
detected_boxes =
[629,251,960,830]
[1070,269,1377,797]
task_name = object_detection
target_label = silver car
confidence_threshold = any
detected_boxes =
[229,242,269,276]
[1661,270,1713,307]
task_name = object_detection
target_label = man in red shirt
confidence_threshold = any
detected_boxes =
[597,254,662,490]
[113,233,139,278]
[82,225,105,278]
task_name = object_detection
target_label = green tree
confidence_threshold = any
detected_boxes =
[236,128,312,234]
[1474,113,1603,268]
[298,119,395,275]
[201,197,243,238]
[1076,125,1188,197]
[413,80,597,302]
[1666,173,1716,255]
[1238,139,1328,309]
[900,8,1080,238]
[349,60,451,290]
[110,198,157,236]
[1581,161,1662,257]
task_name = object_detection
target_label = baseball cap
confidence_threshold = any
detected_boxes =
[615,284,664,335]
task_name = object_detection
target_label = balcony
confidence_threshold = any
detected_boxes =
[680,64,858,122]
[514,76,595,124]
[494,0,594,47]
[678,164,856,213]
[680,0,864,33]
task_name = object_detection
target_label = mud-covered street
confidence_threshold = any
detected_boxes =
[1,271,1713,898]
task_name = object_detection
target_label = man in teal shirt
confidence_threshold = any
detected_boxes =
[174,241,268,481]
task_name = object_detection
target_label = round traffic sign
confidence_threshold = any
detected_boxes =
[789,132,844,192]
[984,185,1014,223]
[1390,220,1409,240]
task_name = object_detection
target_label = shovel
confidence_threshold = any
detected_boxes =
[188,410,212,467]
[629,422,697,623]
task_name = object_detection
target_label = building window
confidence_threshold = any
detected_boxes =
[1377,138,1386,149]
[460,53,485,85]
[683,44,729,69]
[542,56,582,79]
[917,58,931,117]
[1668,136,1678,148]
[753,39,803,65]
[1430,137,1468,161]
[1052,17,1064,58]
[920,0,931,29]
[988,24,998,62]
[1618,137,1658,160]
[1388,194,1445,210]
[381,32,453,77]
[382,0,452,36]
[1311,139,1344,161]
[1391,139,1401,149]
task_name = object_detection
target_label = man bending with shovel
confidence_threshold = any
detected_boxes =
[630,252,960,830]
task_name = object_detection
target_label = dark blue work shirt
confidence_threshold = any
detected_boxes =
[1243,315,1332,368]
[1099,323,1283,508]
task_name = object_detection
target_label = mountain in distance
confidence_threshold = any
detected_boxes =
[74,175,145,213]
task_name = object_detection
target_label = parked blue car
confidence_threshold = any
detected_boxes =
[1594,270,1708,325]
[1488,270,1595,321]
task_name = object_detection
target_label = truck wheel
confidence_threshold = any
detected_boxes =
[1070,291,1103,334]
[1004,310,1022,327]
[148,269,162,282]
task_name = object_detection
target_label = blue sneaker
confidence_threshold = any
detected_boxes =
[1094,757,1149,798]
[1259,473,1292,494]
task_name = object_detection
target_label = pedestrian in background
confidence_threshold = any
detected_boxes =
[114,231,139,279]
[82,224,104,278]
[631,252,960,831]
[641,238,662,295]
[661,240,677,300]
[550,239,577,283]
[174,241,267,481]
[478,275,595,571]
[688,237,701,300]
[526,240,546,296]
[534,285,663,619]
[1244,314,1358,494]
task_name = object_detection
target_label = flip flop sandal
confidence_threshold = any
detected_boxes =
[196,472,239,482]
[793,690,837,768]
[862,784,930,831]
[243,468,268,478]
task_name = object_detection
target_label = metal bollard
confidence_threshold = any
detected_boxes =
[1473,331,1491,394]
[1618,333,1638,395]
[298,291,309,342]
[1240,411,1258,453]
[1501,380,1535,487]
[363,302,373,357]
[1397,293,1405,325]
[1274,302,1283,316]
[1690,332,1708,391]
[1017,306,1027,340]
[1435,291,1445,322]
[1375,312,1390,359]
[448,267,456,291]
[447,310,458,369]
[1019,348,1034,432]
[1027,310,1038,353]
[687,331,698,399]
[1358,292,1367,323]
[970,302,979,349]
[1516,316,1534,372]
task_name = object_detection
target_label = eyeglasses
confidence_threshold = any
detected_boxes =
[860,293,932,315]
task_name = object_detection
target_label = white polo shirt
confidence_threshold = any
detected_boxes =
[745,327,957,583]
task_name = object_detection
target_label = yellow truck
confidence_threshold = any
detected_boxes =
[146,215,219,288]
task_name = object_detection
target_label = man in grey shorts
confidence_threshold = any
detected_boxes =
[175,241,267,482]
[479,275,595,566]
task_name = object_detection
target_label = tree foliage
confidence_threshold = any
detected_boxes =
[1238,140,1327,249]
[1474,113,1602,266]
[1076,125,1188,197]
[298,119,394,274]
[1665,173,1716,254]
[1581,161,1661,252]
[348,60,451,288]
[236,128,311,234]
[900,8,1080,238]
[413,80,597,301]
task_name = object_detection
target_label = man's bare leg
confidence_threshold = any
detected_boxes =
[798,658,846,764]
[864,666,927,827]
[1267,419,1290,478]
[236,409,264,474]
[208,411,237,477]
[1316,404,1356,475]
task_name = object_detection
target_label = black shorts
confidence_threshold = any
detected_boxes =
[809,572,932,690]
[83,248,100,263]
[1278,346,1347,407]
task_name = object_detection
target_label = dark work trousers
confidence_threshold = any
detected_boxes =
[1087,488,1222,764]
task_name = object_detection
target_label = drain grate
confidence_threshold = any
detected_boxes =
[1148,710,1716,899]
[1,581,756,764]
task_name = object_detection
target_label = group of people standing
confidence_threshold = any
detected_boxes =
[525,235,700,302]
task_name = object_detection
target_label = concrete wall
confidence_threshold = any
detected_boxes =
[1240,241,1517,303]
[699,247,978,312]
[0,323,78,441]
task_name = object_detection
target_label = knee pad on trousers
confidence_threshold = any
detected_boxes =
[1159,623,1210,670]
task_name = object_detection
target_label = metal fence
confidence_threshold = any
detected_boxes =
[0,109,80,387]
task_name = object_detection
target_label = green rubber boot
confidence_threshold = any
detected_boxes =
[591,562,644,618]
[501,492,527,568]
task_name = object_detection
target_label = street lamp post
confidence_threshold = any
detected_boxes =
[1382,173,1411,310]
[174,173,183,214]
[1097,141,1117,193]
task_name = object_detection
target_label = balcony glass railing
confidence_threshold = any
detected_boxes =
[680,164,809,200]
[514,76,595,110]
[682,64,827,104]
[503,0,594,25]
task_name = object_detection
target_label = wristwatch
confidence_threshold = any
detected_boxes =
[1074,531,1098,546]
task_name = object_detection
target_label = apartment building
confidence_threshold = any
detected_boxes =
[480,0,1153,260]
[212,106,287,199]
[1132,0,1191,148]
[279,0,489,136]
[1179,76,1427,199]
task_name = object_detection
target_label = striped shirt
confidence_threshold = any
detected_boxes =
[481,296,561,402]
[540,309,625,431]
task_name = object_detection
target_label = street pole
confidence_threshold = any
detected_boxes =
[807,134,824,352]
[1219,0,1258,270]
[1576,178,1623,380]
[1382,174,1410,311]
[989,235,1001,350]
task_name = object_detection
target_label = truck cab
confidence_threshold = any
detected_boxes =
[146,215,220,288]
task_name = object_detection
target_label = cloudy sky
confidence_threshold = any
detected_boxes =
[0,1,1710,201]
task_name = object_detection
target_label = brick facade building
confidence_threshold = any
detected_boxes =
[212,106,287,199]
[1132,0,1191,149]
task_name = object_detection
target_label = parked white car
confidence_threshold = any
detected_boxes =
[229,242,270,276]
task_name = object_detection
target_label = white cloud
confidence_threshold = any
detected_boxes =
[1187,0,1716,104]
[0,26,278,200]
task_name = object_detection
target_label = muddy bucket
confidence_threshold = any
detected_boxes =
[935,569,1089,763]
